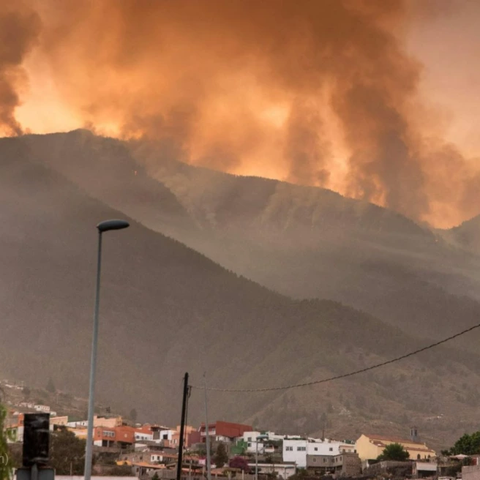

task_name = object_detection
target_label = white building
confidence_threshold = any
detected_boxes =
[283,438,356,468]
[34,405,51,413]
[283,439,308,467]
[159,429,175,443]
[67,420,88,428]
[134,431,154,442]
[243,431,285,454]
[247,462,296,479]
[307,440,355,456]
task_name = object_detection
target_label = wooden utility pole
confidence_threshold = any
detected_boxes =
[176,372,189,480]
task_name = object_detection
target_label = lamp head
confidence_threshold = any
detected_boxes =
[97,219,130,233]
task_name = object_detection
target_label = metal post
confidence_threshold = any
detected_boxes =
[255,437,258,480]
[84,231,103,480]
[177,372,189,480]
[204,373,212,480]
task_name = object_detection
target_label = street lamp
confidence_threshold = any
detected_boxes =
[84,220,130,480]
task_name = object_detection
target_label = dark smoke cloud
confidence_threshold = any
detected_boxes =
[4,0,480,226]
[0,2,41,136]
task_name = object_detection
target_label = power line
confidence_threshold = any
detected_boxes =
[191,320,480,393]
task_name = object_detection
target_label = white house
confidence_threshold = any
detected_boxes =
[307,440,356,456]
[283,439,308,467]
[247,462,296,479]
[33,405,51,413]
[67,420,88,428]
[134,431,154,442]
[243,431,285,454]
[159,429,175,444]
[283,438,356,468]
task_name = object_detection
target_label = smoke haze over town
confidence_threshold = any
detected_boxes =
[4,0,480,467]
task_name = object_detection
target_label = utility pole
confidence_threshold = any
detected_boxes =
[255,438,258,480]
[204,373,212,480]
[176,372,189,480]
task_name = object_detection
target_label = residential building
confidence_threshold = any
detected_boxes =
[307,452,361,477]
[463,464,480,480]
[120,451,180,465]
[307,439,355,456]
[94,415,123,428]
[283,438,355,468]
[171,425,199,448]
[70,427,88,440]
[33,405,50,413]
[242,431,284,454]
[93,425,135,448]
[158,428,176,446]
[413,461,438,478]
[67,415,122,429]
[50,416,69,430]
[355,433,436,462]
[199,421,253,443]
[134,431,154,443]
[283,439,308,467]
[5,413,24,443]
[247,461,297,478]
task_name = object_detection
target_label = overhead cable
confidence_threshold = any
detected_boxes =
[190,320,480,392]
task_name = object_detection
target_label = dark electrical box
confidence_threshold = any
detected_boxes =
[22,413,50,467]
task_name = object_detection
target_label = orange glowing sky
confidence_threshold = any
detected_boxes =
[5,0,480,228]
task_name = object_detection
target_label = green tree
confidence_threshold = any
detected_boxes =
[50,428,86,474]
[0,403,14,480]
[213,443,229,468]
[377,443,410,461]
[46,378,56,394]
[445,432,480,456]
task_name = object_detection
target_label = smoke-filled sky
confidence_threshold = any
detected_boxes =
[2,0,480,228]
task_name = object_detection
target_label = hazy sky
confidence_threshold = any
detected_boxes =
[3,0,480,227]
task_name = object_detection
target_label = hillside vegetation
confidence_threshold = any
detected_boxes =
[1,133,480,450]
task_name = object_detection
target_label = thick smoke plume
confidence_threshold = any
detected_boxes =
[0,3,40,136]
[4,0,480,226]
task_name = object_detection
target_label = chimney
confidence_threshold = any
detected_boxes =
[410,426,419,443]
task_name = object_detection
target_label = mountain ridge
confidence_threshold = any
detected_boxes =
[16,130,480,345]
[2,133,480,450]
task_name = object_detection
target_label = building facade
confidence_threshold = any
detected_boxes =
[355,434,436,462]
[283,438,356,468]
[199,421,253,443]
[307,452,361,477]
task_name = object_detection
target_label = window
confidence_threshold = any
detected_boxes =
[286,446,293,451]
[329,447,333,451]
[417,455,421,460]
[297,447,306,451]
[314,447,318,451]
[313,458,316,463]
[248,437,252,441]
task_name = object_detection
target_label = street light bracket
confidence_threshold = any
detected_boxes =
[97,219,130,233]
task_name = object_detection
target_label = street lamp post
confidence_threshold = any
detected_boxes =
[84,220,130,480]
